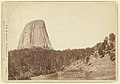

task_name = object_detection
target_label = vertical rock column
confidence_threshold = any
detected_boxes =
[17,20,53,49]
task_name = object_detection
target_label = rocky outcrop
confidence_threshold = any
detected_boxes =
[17,20,53,49]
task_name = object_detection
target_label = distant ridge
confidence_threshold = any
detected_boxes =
[17,20,53,49]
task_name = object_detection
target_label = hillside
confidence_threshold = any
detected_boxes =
[60,49,115,80]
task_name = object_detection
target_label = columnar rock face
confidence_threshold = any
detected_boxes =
[17,20,53,49]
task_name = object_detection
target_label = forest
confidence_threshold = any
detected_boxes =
[8,33,115,80]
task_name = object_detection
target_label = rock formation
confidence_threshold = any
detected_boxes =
[17,20,53,49]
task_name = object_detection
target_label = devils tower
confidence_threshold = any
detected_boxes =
[17,20,53,49]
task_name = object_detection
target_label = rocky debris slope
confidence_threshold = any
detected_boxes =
[86,52,115,80]
[17,20,53,49]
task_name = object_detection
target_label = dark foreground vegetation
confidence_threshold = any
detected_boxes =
[8,33,115,80]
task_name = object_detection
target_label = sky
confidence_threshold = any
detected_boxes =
[2,2,117,50]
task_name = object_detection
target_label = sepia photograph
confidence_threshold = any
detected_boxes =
[1,1,118,82]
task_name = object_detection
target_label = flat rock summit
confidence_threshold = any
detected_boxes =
[17,20,53,49]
